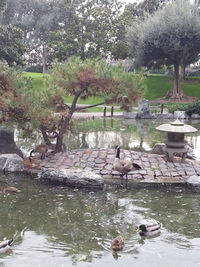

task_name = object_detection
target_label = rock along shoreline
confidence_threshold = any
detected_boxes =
[1,148,200,190]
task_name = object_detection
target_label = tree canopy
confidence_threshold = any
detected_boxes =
[128,0,200,99]
[0,25,26,66]
[0,58,143,152]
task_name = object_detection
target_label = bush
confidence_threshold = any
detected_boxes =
[168,103,188,113]
[168,101,200,116]
[185,101,200,116]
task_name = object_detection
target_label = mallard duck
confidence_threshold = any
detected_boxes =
[113,145,142,187]
[110,236,124,251]
[0,239,13,254]
[3,186,21,193]
[137,222,161,237]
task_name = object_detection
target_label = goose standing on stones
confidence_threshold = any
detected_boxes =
[113,145,142,187]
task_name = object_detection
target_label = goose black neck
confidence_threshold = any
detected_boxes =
[116,147,120,159]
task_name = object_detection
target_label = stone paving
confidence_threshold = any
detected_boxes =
[28,148,200,186]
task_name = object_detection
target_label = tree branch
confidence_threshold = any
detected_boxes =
[75,101,107,111]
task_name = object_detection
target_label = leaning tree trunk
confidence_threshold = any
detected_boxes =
[166,62,183,100]
[40,126,52,146]
[55,112,73,152]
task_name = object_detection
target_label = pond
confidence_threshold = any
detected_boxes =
[0,173,200,267]
[1,118,200,266]
[16,118,200,159]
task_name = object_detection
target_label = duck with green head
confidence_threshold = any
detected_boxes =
[138,222,161,237]
[0,239,13,254]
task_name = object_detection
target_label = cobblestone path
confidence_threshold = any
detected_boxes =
[31,148,200,185]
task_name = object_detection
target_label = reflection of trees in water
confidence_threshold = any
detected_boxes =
[15,118,200,158]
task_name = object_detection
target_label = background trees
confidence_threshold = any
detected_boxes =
[50,0,123,62]
[128,0,200,100]
[0,26,26,66]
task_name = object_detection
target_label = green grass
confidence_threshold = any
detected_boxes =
[182,82,200,98]
[23,72,200,107]
[143,75,172,100]
[144,74,200,100]
[65,95,105,105]
[22,72,47,91]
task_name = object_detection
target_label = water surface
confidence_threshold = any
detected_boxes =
[0,174,200,267]
[16,118,200,160]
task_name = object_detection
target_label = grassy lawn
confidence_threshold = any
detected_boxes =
[22,72,47,91]
[144,74,200,100]
[143,75,172,100]
[23,72,200,108]
[181,81,200,98]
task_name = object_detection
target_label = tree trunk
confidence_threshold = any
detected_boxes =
[40,126,52,145]
[180,63,186,81]
[55,112,73,152]
[42,42,48,74]
[166,62,183,100]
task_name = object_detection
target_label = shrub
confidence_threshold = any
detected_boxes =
[168,103,188,113]
[184,101,200,116]
[168,101,200,116]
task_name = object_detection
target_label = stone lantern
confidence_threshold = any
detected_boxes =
[156,119,198,162]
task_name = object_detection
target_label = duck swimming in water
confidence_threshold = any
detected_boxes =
[137,222,161,237]
[3,186,21,193]
[0,239,13,254]
[110,236,124,251]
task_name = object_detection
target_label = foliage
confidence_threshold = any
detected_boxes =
[0,25,26,66]
[22,72,47,92]
[50,0,123,61]
[128,0,200,99]
[46,57,143,107]
[111,0,171,60]
[168,101,200,116]
[1,58,143,152]
[45,57,143,151]
[1,0,60,72]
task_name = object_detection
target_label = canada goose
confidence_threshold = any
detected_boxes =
[29,144,55,162]
[137,222,161,237]
[110,236,124,251]
[0,239,13,254]
[113,145,142,187]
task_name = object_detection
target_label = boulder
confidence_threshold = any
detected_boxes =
[191,114,200,119]
[151,143,166,154]
[151,113,174,119]
[38,168,104,189]
[136,99,151,119]
[185,144,195,160]
[187,175,200,186]
[0,154,24,172]
[0,127,23,158]
[123,112,137,119]
[174,111,189,119]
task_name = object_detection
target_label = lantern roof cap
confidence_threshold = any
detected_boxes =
[156,119,198,133]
